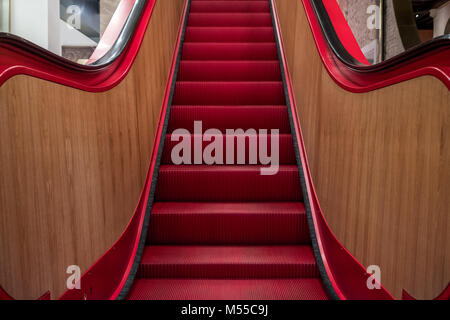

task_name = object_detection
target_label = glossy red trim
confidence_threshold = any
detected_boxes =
[272,0,394,300]
[0,286,14,300]
[0,0,156,92]
[87,0,137,64]
[302,0,450,92]
[37,291,51,300]
[58,0,189,300]
[320,0,370,65]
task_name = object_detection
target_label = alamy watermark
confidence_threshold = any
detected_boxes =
[366,5,382,30]
[171,121,280,175]
[366,265,381,290]
[66,265,81,290]
[66,5,81,30]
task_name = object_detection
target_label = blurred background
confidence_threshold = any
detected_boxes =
[0,0,122,63]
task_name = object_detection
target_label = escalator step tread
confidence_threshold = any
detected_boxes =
[155,165,302,202]
[127,279,328,300]
[173,81,286,105]
[162,133,295,165]
[185,26,275,42]
[136,245,319,278]
[148,202,310,244]
[182,42,278,60]
[125,0,330,301]
[190,1,271,14]
[188,13,273,27]
[178,61,281,81]
[168,105,291,133]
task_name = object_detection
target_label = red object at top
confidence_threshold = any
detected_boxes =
[320,0,370,65]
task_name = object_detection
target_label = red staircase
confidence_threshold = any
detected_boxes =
[126,0,329,300]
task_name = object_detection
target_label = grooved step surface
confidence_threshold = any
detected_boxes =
[173,81,285,105]
[178,61,281,81]
[168,106,291,133]
[155,165,302,202]
[188,13,273,27]
[185,27,275,42]
[162,134,295,165]
[148,202,310,244]
[127,279,329,300]
[137,246,319,278]
[126,0,329,300]
[190,1,270,13]
[182,42,278,60]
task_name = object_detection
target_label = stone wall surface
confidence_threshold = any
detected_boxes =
[384,0,405,59]
[100,0,122,36]
[337,0,405,62]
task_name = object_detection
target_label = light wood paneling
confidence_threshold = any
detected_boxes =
[0,0,185,299]
[275,0,449,299]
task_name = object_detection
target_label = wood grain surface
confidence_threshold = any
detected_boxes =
[0,0,185,299]
[275,0,449,300]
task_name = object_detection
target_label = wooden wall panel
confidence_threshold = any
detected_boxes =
[275,0,449,299]
[0,0,185,299]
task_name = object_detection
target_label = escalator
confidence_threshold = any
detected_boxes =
[1,0,410,300]
[1,0,449,301]
[124,0,329,300]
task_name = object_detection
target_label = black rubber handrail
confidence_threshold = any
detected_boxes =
[310,0,450,72]
[0,0,148,72]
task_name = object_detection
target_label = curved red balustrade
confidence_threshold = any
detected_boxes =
[0,0,156,92]
[303,0,450,92]
[0,0,448,92]
[1,0,447,301]
[272,0,394,300]
[59,0,190,300]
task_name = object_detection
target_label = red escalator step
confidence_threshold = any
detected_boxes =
[178,61,281,81]
[182,42,278,60]
[162,134,295,165]
[188,13,273,27]
[190,1,270,13]
[155,165,302,202]
[185,27,275,42]
[124,0,331,301]
[127,279,328,300]
[173,81,285,105]
[148,202,310,244]
[136,245,319,278]
[168,106,291,133]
